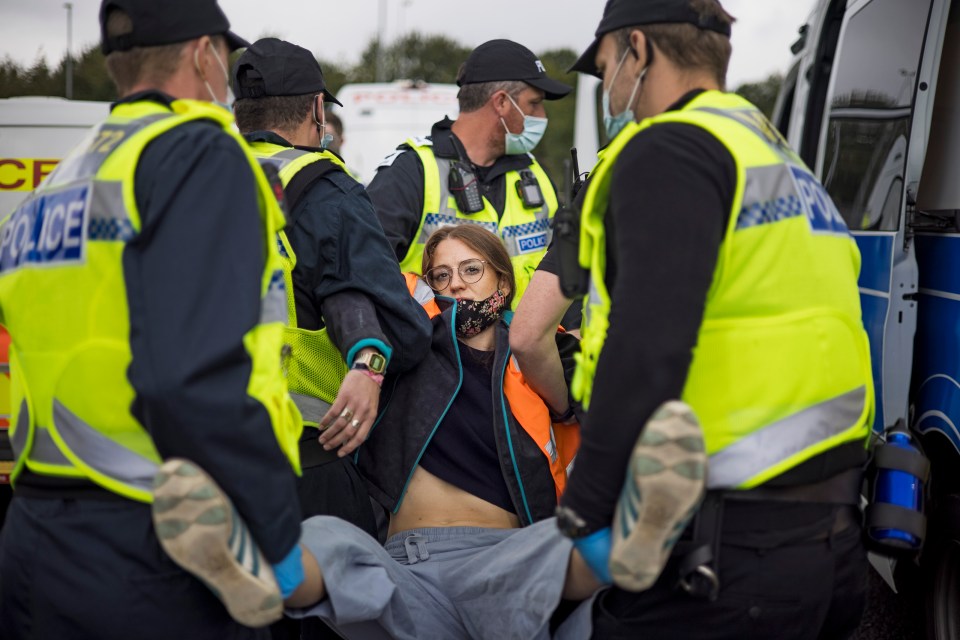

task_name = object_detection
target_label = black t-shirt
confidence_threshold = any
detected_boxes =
[418,341,515,514]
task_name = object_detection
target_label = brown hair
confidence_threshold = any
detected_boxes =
[103,8,224,96]
[234,94,315,135]
[422,224,516,307]
[616,0,736,89]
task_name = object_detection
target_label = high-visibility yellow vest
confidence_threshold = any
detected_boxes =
[250,142,352,426]
[401,140,558,303]
[572,91,874,490]
[0,99,302,502]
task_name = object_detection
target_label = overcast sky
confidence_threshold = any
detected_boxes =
[0,0,817,88]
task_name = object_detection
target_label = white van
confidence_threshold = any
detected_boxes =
[332,81,460,184]
[0,97,110,215]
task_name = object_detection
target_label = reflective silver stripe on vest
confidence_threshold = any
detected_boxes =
[30,423,73,466]
[290,392,333,423]
[258,148,311,174]
[736,164,805,231]
[261,269,288,325]
[50,113,173,185]
[53,399,158,491]
[410,278,437,307]
[706,386,867,489]
[10,401,29,460]
[0,363,8,374]
[88,181,136,241]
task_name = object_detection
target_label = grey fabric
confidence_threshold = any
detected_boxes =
[289,517,595,639]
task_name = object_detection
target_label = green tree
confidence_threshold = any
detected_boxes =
[536,48,579,192]
[735,72,783,118]
[0,44,115,101]
[316,58,348,97]
[350,32,471,84]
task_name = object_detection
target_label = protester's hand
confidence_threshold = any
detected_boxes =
[317,370,380,457]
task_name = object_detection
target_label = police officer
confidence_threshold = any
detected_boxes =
[367,39,572,303]
[231,37,432,640]
[555,1,872,637]
[0,1,305,637]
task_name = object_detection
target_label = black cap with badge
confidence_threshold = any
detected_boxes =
[233,38,342,106]
[457,39,572,101]
[572,0,732,76]
[99,0,249,55]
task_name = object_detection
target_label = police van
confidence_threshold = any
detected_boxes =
[774,0,959,636]
[332,80,459,184]
[0,96,108,515]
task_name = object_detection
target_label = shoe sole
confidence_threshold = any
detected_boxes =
[609,401,707,592]
[152,459,283,628]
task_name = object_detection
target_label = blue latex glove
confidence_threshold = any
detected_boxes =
[572,527,613,584]
[272,544,305,599]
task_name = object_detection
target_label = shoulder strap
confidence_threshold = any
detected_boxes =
[284,158,344,218]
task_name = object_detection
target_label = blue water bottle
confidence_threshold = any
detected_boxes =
[869,431,924,549]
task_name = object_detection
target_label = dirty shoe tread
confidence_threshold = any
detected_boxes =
[152,458,283,628]
[610,400,707,592]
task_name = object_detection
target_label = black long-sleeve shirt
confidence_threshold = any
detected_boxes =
[244,131,432,372]
[122,92,300,562]
[560,91,735,531]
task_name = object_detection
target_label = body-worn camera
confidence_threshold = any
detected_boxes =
[516,169,545,209]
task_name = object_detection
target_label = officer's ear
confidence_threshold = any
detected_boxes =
[626,29,649,69]
[191,35,217,83]
[491,90,512,117]
[628,30,653,73]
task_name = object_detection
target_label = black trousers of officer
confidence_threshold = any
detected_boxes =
[590,502,868,640]
[271,427,381,640]
[0,493,265,640]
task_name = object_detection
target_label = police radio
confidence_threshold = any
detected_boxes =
[516,169,545,209]
[557,148,590,298]
[448,161,485,214]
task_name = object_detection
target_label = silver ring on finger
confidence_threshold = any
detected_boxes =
[349,418,361,430]
[339,408,354,421]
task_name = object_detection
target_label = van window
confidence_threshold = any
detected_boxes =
[821,0,932,231]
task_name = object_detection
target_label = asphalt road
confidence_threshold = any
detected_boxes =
[852,568,925,640]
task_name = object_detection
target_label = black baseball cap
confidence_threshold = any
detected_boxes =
[99,0,248,55]
[233,38,342,106]
[572,0,732,76]
[457,39,572,101]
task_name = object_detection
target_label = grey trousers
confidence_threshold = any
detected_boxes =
[287,516,596,640]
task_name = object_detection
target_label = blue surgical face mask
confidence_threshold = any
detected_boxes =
[313,99,335,150]
[196,41,234,111]
[501,95,548,155]
[602,48,647,140]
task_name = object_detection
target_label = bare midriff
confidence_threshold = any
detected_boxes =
[388,466,521,537]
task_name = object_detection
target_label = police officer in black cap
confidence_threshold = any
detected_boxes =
[367,39,572,304]
[232,38,433,639]
[0,0,307,637]
[555,0,872,638]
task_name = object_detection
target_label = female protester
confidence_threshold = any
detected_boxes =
[352,223,581,535]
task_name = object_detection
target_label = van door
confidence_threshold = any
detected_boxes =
[815,0,935,433]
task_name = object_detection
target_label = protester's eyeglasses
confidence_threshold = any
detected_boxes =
[424,258,487,292]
